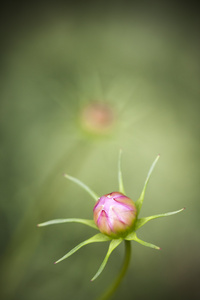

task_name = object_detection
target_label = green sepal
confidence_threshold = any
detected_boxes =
[135,208,185,231]
[118,149,125,194]
[135,155,160,214]
[125,232,160,250]
[64,174,99,202]
[91,238,123,281]
[38,218,98,230]
[55,233,111,264]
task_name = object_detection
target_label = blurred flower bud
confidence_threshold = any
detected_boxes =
[93,192,137,238]
[80,102,115,135]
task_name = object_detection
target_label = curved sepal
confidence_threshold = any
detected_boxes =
[135,208,185,231]
[55,233,111,264]
[118,149,125,194]
[38,218,98,230]
[135,155,160,214]
[125,232,160,250]
[91,238,123,281]
[64,174,99,201]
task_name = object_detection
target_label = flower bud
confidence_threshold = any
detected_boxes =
[80,102,115,135]
[93,192,137,238]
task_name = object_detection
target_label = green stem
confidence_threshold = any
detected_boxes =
[97,240,131,300]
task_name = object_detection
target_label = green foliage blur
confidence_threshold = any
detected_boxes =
[1,2,199,300]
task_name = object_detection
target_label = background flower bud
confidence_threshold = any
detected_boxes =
[93,192,137,238]
[80,102,115,135]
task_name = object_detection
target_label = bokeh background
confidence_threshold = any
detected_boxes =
[1,1,199,300]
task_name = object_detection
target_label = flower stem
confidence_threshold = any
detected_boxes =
[97,240,131,300]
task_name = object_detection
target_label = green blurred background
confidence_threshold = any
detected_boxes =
[1,1,199,300]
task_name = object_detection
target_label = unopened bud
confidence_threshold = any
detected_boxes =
[93,192,137,238]
[80,102,114,135]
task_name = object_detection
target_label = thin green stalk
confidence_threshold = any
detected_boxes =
[97,240,131,300]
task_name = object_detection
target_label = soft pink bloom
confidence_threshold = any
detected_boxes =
[93,192,137,238]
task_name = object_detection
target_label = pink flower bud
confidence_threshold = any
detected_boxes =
[80,102,115,135]
[93,192,137,238]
